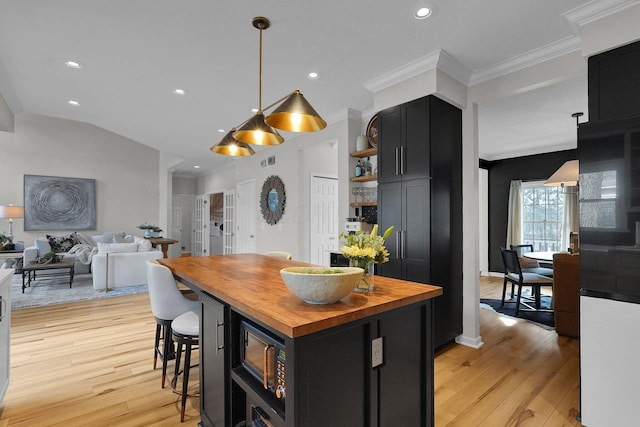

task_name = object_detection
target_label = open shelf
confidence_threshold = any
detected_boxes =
[350,147,377,158]
[350,175,377,183]
[350,202,377,207]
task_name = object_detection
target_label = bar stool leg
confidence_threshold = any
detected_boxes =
[162,323,173,388]
[180,340,192,422]
[153,323,161,369]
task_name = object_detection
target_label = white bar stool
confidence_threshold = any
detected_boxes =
[170,310,200,422]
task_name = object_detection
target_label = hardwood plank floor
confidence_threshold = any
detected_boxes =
[0,276,583,426]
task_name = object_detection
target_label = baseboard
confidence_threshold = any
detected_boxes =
[455,334,484,349]
[482,271,503,278]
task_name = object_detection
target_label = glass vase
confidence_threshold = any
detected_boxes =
[350,259,375,293]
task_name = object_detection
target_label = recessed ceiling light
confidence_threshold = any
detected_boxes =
[65,60,83,69]
[307,72,319,80]
[194,165,200,169]
[251,108,258,113]
[218,129,225,133]
[173,88,186,95]
[415,5,437,19]
[68,100,79,106]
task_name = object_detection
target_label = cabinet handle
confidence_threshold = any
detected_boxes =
[395,147,399,175]
[216,320,224,352]
[402,230,406,259]
[400,146,405,175]
[396,231,401,259]
[0,296,4,322]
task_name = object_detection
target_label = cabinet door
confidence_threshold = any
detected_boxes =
[402,179,430,284]
[200,294,227,427]
[377,105,402,184]
[402,97,430,180]
[377,182,402,279]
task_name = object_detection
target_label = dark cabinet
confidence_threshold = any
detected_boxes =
[588,39,640,122]
[378,179,430,283]
[200,292,228,427]
[377,97,431,183]
[377,94,462,349]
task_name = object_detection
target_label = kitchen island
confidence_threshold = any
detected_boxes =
[158,254,442,427]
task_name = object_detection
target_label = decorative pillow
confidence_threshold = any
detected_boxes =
[46,234,78,253]
[518,256,540,268]
[97,242,139,254]
[75,232,97,247]
[114,234,134,243]
[136,238,152,252]
[101,231,127,243]
[35,239,52,254]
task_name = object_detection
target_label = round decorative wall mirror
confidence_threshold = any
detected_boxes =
[260,175,286,225]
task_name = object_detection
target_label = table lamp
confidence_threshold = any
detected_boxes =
[0,204,24,241]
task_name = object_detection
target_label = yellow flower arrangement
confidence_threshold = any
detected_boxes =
[339,224,394,266]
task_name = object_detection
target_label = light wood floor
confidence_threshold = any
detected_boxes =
[0,277,582,427]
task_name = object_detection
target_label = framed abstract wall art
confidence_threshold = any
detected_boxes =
[24,174,96,231]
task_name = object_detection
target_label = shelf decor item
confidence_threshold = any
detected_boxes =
[137,223,163,238]
[339,224,394,293]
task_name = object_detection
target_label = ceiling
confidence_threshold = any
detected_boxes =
[0,0,620,176]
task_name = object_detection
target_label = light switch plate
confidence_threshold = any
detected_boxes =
[372,337,383,368]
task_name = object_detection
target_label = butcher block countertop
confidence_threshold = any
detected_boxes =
[158,254,442,338]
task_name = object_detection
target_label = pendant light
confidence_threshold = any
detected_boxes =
[212,16,326,156]
[210,128,255,156]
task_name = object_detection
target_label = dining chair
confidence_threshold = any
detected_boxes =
[500,247,554,315]
[146,260,199,388]
[509,244,553,277]
[265,251,293,260]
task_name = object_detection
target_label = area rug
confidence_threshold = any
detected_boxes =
[480,295,554,330]
[10,272,148,310]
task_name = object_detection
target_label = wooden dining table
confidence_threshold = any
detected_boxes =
[523,251,558,263]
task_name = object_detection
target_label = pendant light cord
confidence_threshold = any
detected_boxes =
[258,21,264,112]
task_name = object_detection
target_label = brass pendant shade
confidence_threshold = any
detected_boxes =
[211,16,325,157]
[210,129,255,156]
[233,112,284,146]
[265,90,327,132]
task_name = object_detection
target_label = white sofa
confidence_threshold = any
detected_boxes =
[24,232,162,290]
[92,248,162,290]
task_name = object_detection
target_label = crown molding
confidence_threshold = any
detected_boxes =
[363,50,439,93]
[469,36,583,86]
[563,0,638,26]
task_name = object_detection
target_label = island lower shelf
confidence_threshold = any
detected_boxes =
[158,254,441,427]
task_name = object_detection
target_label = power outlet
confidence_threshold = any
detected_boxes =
[372,337,383,368]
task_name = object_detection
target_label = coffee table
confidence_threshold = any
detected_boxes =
[21,258,75,293]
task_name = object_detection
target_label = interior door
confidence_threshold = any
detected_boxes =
[310,175,339,266]
[223,189,234,254]
[194,195,207,256]
[235,180,256,254]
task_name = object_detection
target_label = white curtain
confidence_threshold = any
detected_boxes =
[506,180,522,248]
[562,187,579,251]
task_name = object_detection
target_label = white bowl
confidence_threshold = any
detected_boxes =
[280,266,364,304]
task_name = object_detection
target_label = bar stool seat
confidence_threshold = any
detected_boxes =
[147,260,198,388]
[170,310,200,422]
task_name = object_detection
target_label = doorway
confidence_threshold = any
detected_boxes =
[236,179,257,253]
[310,174,339,266]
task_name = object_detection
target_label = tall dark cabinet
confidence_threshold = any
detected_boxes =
[377,94,463,349]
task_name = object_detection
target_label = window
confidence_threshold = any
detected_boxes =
[579,160,625,230]
[521,181,565,251]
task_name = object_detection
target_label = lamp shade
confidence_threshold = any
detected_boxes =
[211,129,256,156]
[265,90,327,132]
[544,160,579,187]
[233,112,284,146]
[0,205,24,219]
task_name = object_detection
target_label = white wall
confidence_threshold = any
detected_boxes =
[0,113,160,246]
[479,168,489,274]
[197,118,349,261]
